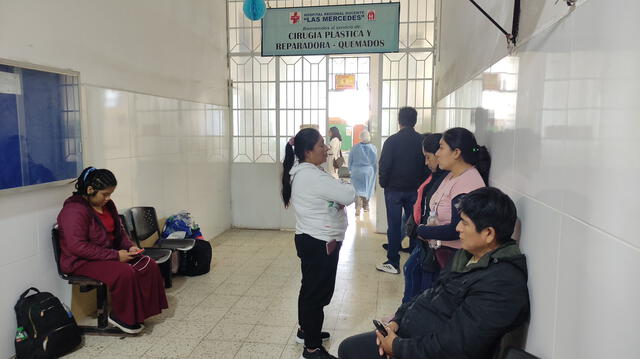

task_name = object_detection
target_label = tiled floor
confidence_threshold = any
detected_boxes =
[66,204,409,358]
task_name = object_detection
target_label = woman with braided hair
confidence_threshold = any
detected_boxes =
[57,167,167,334]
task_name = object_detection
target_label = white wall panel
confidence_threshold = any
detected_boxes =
[0,0,228,105]
[436,0,589,100]
[83,87,231,240]
[0,185,75,356]
[436,0,640,357]
[0,2,229,356]
[231,163,294,229]
[555,217,640,358]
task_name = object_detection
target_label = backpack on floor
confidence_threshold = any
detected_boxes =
[14,287,81,359]
[179,240,212,276]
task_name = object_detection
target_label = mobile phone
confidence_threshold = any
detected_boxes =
[373,320,388,337]
[133,248,145,256]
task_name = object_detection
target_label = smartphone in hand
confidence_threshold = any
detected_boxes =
[373,320,388,337]
[133,248,145,256]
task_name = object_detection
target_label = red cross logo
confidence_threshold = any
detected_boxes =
[290,12,301,24]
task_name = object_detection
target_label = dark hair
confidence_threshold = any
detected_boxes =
[422,133,442,154]
[329,126,342,141]
[74,166,117,196]
[442,127,491,185]
[398,107,417,128]
[458,187,517,245]
[282,128,322,207]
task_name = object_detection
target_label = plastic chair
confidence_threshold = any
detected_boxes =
[128,207,195,252]
[492,321,529,359]
[501,347,539,359]
[51,225,125,335]
[119,214,173,288]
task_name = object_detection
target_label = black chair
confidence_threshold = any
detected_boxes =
[128,207,195,252]
[51,225,125,335]
[501,347,539,359]
[119,214,173,288]
[492,322,529,359]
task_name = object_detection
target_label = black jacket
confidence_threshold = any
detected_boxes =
[378,127,428,191]
[392,241,530,359]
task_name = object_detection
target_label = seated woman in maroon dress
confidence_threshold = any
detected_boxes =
[57,167,168,334]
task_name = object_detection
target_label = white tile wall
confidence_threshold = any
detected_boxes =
[83,86,232,238]
[0,184,76,356]
[436,0,640,357]
[0,0,229,355]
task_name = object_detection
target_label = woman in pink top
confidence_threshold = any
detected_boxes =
[416,127,491,268]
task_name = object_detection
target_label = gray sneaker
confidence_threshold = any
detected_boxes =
[376,261,400,274]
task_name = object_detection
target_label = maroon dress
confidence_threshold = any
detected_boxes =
[57,195,168,325]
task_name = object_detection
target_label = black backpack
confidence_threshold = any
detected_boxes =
[179,240,212,276]
[14,288,82,359]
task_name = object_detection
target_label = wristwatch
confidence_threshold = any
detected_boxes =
[433,240,441,249]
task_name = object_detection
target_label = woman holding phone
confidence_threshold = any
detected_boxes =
[282,128,356,359]
[57,167,167,334]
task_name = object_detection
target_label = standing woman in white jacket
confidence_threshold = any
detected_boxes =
[282,128,356,359]
[328,126,343,179]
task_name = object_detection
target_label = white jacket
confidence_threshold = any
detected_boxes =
[290,162,356,242]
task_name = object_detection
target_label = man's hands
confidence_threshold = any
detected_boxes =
[375,321,399,358]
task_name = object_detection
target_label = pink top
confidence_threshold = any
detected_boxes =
[428,167,485,248]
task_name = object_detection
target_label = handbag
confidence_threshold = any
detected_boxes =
[338,166,350,178]
[421,243,440,272]
[333,150,345,169]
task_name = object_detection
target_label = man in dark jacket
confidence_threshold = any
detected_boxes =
[339,187,530,359]
[377,107,428,274]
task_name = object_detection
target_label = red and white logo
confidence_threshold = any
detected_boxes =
[290,12,301,24]
[367,10,376,21]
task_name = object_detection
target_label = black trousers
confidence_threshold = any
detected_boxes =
[338,331,386,359]
[295,233,342,349]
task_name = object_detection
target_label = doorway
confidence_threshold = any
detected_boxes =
[327,56,371,156]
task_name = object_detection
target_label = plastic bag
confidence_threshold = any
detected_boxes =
[162,210,204,240]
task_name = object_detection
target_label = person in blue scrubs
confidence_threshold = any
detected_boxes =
[348,130,377,216]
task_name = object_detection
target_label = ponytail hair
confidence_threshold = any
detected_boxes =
[475,146,491,186]
[442,127,491,185]
[282,128,322,207]
[282,143,296,208]
[74,166,117,196]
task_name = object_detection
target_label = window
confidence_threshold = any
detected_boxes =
[228,0,436,162]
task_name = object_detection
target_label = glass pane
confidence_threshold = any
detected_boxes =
[358,57,370,73]
[408,52,433,79]
[252,27,261,52]
[233,137,253,162]
[345,57,358,74]
[383,53,407,80]
[254,137,276,163]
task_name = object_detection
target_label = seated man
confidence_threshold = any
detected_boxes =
[338,187,529,359]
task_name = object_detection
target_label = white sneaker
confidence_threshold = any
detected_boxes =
[376,262,399,274]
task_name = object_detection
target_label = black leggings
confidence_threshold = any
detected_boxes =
[295,233,342,349]
[338,331,386,359]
